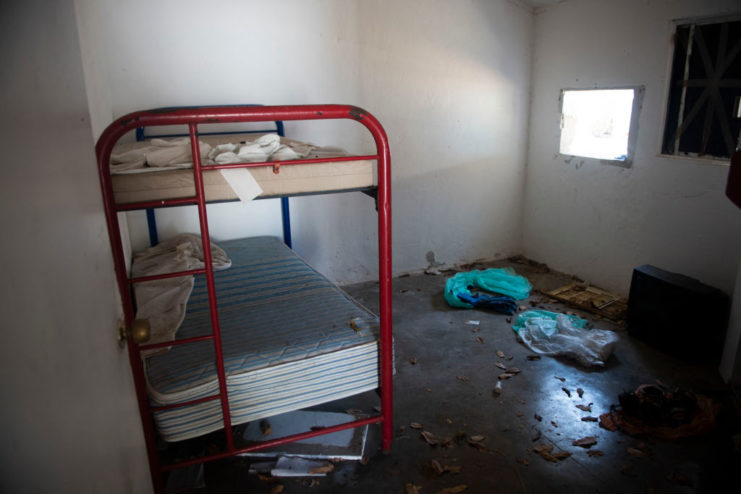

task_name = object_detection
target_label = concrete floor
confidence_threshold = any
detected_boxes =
[176,259,740,494]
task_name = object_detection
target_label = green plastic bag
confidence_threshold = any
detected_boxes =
[512,309,588,336]
[444,267,532,309]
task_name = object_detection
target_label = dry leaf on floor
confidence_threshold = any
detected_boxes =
[476,336,484,344]
[437,486,468,494]
[397,426,407,436]
[575,403,592,412]
[308,463,335,474]
[554,376,566,382]
[409,357,417,365]
[531,429,542,442]
[495,362,507,370]
[410,422,424,429]
[533,444,557,462]
[577,388,584,398]
[469,435,485,443]
[305,479,320,487]
[581,417,598,422]
[431,459,445,475]
[445,465,462,474]
[493,381,502,395]
[441,437,454,449]
[496,350,505,358]
[471,327,480,333]
[446,418,453,425]
[551,421,558,428]
[562,387,571,397]
[270,486,284,494]
[516,458,530,466]
[506,367,521,374]
[534,413,543,422]
[526,355,541,361]
[587,450,605,458]
[573,436,598,448]
[260,420,272,437]
[456,375,470,382]
[421,430,439,446]
[553,451,571,460]
[405,483,422,494]
[498,373,516,380]
[627,447,646,458]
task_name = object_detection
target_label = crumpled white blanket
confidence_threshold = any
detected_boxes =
[111,138,213,172]
[131,234,231,355]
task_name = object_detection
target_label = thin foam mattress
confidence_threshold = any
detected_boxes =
[111,134,375,204]
[145,236,380,442]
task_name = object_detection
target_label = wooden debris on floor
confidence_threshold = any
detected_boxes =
[546,282,627,321]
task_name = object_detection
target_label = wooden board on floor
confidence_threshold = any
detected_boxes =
[547,282,627,321]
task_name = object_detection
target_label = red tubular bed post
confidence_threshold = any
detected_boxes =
[95,105,392,492]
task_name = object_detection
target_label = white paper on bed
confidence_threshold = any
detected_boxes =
[131,234,231,355]
[218,169,263,202]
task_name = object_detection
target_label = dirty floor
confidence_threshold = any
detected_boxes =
[170,259,740,494]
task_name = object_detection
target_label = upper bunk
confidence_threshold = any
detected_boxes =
[96,105,388,209]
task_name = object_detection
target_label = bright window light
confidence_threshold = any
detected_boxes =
[559,88,638,163]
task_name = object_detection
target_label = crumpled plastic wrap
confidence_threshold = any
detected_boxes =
[513,310,618,367]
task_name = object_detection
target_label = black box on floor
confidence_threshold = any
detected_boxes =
[627,265,729,364]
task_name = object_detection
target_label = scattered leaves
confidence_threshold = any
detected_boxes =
[421,430,439,446]
[496,350,505,358]
[551,421,558,428]
[305,479,320,488]
[534,413,543,422]
[269,486,284,494]
[575,403,592,412]
[516,458,530,466]
[431,459,445,475]
[445,465,462,474]
[577,388,584,398]
[493,381,502,395]
[554,376,566,382]
[587,450,605,458]
[561,387,571,397]
[506,367,521,374]
[572,436,598,449]
[397,425,407,437]
[476,336,485,344]
[409,357,417,365]
[495,362,508,370]
[526,355,541,361]
[456,375,470,382]
[498,372,516,380]
[553,451,572,460]
[581,416,598,422]
[469,435,485,443]
[308,463,335,474]
[410,422,424,429]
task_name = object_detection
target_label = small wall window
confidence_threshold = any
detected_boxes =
[559,87,643,167]
[662,19,741,160]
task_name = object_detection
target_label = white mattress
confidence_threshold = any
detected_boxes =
[144,236,380,442]
[111,134,375,204]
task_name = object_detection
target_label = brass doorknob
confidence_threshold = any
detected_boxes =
[131,319,151,344]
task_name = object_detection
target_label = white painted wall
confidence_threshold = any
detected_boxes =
[524,0,741,298]
[0,1,151,492]
[76,0,534,283]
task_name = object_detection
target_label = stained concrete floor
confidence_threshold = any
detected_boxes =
[176,259,740,494]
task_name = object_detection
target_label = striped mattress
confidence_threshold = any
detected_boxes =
[144,236,380,442]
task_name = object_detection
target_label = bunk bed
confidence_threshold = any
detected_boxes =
[95,105,392,493]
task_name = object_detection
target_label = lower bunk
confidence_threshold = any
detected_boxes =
[142,236,380,442]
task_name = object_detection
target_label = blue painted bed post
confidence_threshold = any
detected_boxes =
[276,120,292,248]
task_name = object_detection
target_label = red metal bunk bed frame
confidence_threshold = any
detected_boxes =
[95,105,392,492]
